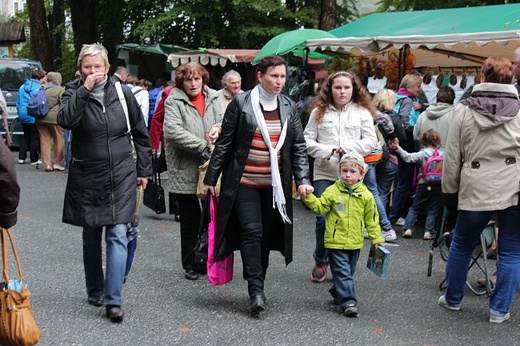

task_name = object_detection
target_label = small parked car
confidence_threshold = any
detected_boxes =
[0,58,43,148]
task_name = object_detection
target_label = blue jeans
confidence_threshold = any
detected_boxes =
[364,162,392,232]
[376,159,398,210]
[388,157,415,223]
[83,224,128,307]
[64,129,72,169]
[445,208,520,316]
[328,249,360,309]
[312,180,334,266]
[403,184,442,233]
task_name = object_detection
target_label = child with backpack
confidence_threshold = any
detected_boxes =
[302,152,385,318]
[389,129,443,240]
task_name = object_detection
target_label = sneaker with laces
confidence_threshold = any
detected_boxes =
[395,217,405,227]
[403,229,413,238]
[423,231,434,240]
[343,304,359,317]
[382,229,397,242]
[438,295,461,311]
[490,312,510,323]
[310,264,328,283]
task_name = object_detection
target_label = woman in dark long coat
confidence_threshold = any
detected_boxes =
[203,56,313,316]
[58,43,152,323]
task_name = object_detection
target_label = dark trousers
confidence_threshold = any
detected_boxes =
[175,193,202,271]
[388,157,415,223]
[234,185,279,297]
[19,123,40,162]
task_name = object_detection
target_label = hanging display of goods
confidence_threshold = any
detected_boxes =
[460,71,468,89]
[422,72,432,84]
[449,72,458,86]
[436,72,445,88]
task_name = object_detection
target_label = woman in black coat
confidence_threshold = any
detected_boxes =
[58,43,152,323]
[203,56,313,316]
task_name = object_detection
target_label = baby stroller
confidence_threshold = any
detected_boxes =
[427,206,496,297]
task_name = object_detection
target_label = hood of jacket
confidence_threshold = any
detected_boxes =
[22,78,41,94]
[46,72,62,86]
[461,83,520,130]
[424,102,454,120]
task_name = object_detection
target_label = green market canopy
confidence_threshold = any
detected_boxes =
[305,4,520,67]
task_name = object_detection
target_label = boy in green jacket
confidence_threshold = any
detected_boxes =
[302,152,385,317]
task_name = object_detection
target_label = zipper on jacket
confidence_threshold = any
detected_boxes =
[332,219,338,238]
[104,104,117,223]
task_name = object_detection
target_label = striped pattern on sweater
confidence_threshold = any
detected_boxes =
[241,118,282,187]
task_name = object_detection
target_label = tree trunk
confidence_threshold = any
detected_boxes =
[69,0,99,57]
[27,0,53,71]
[320,0,336,30]
[305,0,321,28]
[98,0,125,67]
[49,0,66,71]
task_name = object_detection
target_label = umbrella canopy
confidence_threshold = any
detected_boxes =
[252,28,336,64]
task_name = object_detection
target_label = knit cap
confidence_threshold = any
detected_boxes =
[340,151,367,171]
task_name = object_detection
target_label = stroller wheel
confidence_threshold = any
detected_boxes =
[438,232,451,262]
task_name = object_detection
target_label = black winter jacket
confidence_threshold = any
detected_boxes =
[58,78,152,227]
[204,90,310,264]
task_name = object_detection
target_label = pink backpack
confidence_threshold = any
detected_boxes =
[423,148,444,184]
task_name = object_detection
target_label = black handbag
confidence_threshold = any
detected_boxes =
[192,193,210,275]
[143,153,166,214]
[156,151,167,173]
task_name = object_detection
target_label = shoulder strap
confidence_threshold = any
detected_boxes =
[115,81,130,133]
[115,82,136,156]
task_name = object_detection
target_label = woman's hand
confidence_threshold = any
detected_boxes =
[206,125,221,145]
[137,177,148,190]
[203,184,216,196]
[83,71,106,91]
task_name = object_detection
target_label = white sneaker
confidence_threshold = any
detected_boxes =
[403,229,412,238]
[395,217,405,227]
[53,164,65,171]
[438,295,461,311]
[490,312,510,323]
[31,159,42,165]
[382,229,397,242]
[18,159,25,164]
[423,232,434,240]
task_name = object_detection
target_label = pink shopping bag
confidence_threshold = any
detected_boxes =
[207,194,234,285]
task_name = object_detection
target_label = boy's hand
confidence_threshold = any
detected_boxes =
[298,184,314,196]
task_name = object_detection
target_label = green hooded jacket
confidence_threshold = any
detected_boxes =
[303,180,384,250]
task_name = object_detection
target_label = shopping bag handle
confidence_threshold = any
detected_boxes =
[1,228,25,284]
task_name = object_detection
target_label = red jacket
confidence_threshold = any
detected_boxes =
[149,86,174,150]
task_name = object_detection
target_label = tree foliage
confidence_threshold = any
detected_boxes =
[23,0,360,77]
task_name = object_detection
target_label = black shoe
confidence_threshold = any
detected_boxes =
[185,270,200,280]
[106,306,124,323]
[250,294,265,316]
[87,295,103,307]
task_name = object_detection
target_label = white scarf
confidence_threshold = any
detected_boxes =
[251,85,291,224]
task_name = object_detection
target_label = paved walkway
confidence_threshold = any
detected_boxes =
[10,161,517,345]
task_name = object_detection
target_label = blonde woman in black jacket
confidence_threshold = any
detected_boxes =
[58,43,152,323]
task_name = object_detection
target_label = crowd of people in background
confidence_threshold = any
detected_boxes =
[2,44,519,325]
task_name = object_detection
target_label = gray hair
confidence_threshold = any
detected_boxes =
[77,43,110,69]
[222,70,241,84]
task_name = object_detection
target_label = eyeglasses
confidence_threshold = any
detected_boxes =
[82,65,105,72]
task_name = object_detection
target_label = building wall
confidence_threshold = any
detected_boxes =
[0,0,26,18]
